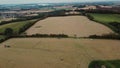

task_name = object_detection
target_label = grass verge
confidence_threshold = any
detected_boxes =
[89,60,120,68]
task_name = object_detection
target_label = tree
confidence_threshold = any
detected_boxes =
[4,28,13,36]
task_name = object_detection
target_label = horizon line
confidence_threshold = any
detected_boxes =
[0,0,119,5]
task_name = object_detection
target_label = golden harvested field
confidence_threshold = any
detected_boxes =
[0,38,120,68]
[0,18,16,22]
[26,16,114,37]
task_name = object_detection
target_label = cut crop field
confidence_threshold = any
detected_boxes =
[88,13,120,23]
[26,16,114,37]
[0,19,38,34]
[0,18,16,23]
[0,38,120,68]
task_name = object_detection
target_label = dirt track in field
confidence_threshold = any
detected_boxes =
[26,16,114,37]
[0,38,120,68]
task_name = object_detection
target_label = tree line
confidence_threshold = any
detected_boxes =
[88,34,120,40]
[12,34,69,38]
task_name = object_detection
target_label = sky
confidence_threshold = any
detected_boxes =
[0,0,119,4]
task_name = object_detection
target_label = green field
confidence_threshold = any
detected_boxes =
[0,19,38,34]
[88,13,120,33]
[88,13,120,23]
[89,60,120,68]
[0,35,6,40]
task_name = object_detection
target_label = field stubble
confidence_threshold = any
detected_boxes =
[0,38,120,68]
[26,16,114,37]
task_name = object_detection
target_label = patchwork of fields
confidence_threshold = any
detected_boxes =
[0,15,120,68]
[0,38,120,68]
[26,16,114,37]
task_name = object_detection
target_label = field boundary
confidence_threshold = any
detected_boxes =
[86,13,120,34]
[1,13,120,43]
